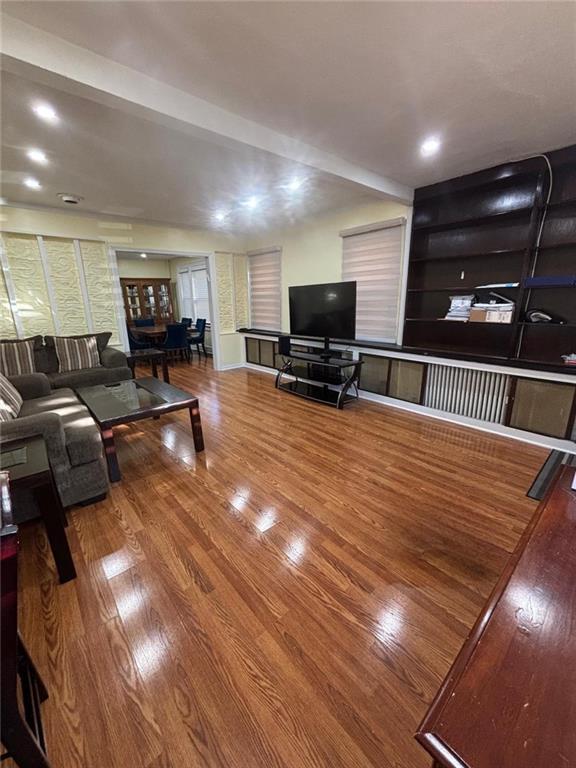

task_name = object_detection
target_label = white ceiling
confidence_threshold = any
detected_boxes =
[0,68,378,229]
[2,1,575,229]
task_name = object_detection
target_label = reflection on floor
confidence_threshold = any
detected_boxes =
[16,358,546,767]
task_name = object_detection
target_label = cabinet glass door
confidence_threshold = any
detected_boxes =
[142,284,156,319]
[124,283,142,321]
[157,282,172,321]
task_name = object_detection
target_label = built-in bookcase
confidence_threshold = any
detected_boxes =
[405,145,576,367]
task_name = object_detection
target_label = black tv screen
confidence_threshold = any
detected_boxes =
[289,281,356,340]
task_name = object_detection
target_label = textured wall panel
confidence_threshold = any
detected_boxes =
[3,234,55,336]
[215,252,235,333]
[233,254,249,329]
[79,240,122,345]
[0,269,17,338]
[43,237,89,336]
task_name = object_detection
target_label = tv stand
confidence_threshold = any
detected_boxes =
[275,351,363,409]
[320,336,332,361]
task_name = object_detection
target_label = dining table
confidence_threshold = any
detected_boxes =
[131,323,197,342]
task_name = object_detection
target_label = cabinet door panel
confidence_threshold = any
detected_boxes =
[359,355,390,395]
[509,379,575,438]
[388,360,425,403]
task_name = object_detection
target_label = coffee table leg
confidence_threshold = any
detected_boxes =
[189,404,205,452]
[38,480,76,583]
[162,356,170,383]
[151,359,158,379]
[101,428,122,482]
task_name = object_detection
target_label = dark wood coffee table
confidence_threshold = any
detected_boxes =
[76,377,204,482]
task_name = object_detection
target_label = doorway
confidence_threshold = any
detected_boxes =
[111,247,220,367]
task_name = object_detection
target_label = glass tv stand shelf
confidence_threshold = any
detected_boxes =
[275,351,363,409]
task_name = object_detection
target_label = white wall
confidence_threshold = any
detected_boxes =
[117,258,171,279]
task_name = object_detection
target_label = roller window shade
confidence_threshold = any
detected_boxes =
[191,268,211,322]
[248,249,281,331]
[342,223,404,342]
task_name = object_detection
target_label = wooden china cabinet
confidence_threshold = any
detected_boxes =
[121,278,174,325]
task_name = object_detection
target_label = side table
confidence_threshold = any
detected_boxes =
[0,437,76,584]
[126,348,170,383]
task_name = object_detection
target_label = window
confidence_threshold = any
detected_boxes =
[248,248,281,330]
[177,265,211,323]
[341,219,405,342]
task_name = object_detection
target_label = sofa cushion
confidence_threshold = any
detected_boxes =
[0,373,23,421]
[0,337,41,375]
[19,388,103,466]
[53,335,101,373]
[45,332,111,357]
[47,365,131,390]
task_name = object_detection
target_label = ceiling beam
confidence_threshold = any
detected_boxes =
[0,14,413,204]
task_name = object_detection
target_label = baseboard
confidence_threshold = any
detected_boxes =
[218,362,246,371]
[242,362,576,454]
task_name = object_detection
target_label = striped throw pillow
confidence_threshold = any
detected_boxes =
[54,335,101,373]
[0,373,23,422]
[0,339,36,376]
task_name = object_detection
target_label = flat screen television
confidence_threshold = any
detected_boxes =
[289,281,356,351]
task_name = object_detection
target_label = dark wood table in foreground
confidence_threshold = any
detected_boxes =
[77,377,204,482]
[0,437,76,584]
[416,464,576,768]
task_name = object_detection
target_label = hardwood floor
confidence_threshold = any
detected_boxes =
[15,359,546,768]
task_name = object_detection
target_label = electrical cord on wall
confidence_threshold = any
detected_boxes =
[512,152,553,356]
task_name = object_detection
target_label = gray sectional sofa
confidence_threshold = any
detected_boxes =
[3,373,109,513]
[0,333,132,515]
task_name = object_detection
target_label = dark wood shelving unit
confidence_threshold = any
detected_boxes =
[405,145,576,367]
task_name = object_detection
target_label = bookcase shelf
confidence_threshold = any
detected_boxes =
[410,248,525,263]
[413,206,535,234]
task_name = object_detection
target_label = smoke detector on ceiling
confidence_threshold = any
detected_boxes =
[57,193,84,205]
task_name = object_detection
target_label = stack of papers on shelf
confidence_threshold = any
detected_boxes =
[444,294,475,321]
[471,302,515,311]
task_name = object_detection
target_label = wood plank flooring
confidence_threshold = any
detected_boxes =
[14,360,546,767]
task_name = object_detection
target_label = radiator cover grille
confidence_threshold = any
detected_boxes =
[424,364,510,424]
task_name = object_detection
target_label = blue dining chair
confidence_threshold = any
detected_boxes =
[181,317,193,327]
[160,323,190,363]
[189,318,207,358]
[134,318,155,327]
[127,324,151,351]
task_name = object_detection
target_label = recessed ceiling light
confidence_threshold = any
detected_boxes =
[243,196,260,210]
[213,211,227,222]
[27,148,49,165]
[140,253,147,259]
[24,177,42,190]
[32,102,59,124]
[287,178,304,191]
[420,136,441,158]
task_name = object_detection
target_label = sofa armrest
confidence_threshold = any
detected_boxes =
[101,346,127,369]
[8,373,51,400]
[0,412,67,465]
